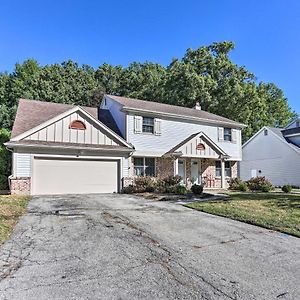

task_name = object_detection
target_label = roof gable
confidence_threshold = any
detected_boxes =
[105,95,245,128]
[164,132,228,158]
[11,103,132,148]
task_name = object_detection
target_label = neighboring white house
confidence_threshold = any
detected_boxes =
[240,118,300,187]
[5,95,245,195]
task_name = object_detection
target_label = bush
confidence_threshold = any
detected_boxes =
[228,177,243,190]
[121,185,135,194]
[282,185,292,193]
[175,185,187,195]
[191,184,203,195]
[134,176,156,193]
[238,182,248,192]
[246,176,273,192]
[162,175,182,186]
[0,128,11,190]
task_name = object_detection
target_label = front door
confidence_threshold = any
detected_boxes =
[178,159,186,183]
[191,159,201,185]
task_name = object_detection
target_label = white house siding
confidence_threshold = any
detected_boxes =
[127,114,242,160]
[240,130,300,187]
[13,152,32,177]
[23,111,119,146]
[102,96,126,138]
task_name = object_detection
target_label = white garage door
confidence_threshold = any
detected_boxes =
[32,157,119,195]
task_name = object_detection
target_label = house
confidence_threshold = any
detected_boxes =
[5,95,245,195]
[240,118,300,187]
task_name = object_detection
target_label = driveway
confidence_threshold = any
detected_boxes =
[0,194,299,300]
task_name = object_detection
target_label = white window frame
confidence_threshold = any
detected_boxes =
[142,117,154,134]
[223,128,232,141]
[133,157,155,177]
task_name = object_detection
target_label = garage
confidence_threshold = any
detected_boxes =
[32,157,119,195]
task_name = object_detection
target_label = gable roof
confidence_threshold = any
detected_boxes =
[11,99,122,138]
[243,126,300,155]
[105,95,245,128]
[164,131,228,157]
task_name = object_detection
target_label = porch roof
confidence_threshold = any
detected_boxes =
[164,132,229,159]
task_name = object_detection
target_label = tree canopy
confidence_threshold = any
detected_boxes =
[0,41,296,142]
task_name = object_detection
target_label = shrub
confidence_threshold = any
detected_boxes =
[228,177,243,190]
[282,185,292,193]
[0,128,11,190]
[238,182,248,192]
[134,176,156,193]
[246,176,273,192]
[121,185,134,194]
[162,175,182,187]
[175,185,187,195]
[191,184,203,195]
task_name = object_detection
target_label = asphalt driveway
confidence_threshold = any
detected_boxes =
[0,194,299,300]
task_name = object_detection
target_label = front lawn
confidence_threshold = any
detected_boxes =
[0,195,31,244]
[186,192,300,237]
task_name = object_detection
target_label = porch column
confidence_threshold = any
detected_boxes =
[174,158,178,176]
[221,160,226,188]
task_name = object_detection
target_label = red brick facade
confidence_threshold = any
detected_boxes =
[10,177,31,195]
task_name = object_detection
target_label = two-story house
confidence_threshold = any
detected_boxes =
[240,118,300,187]
[5,95,245,195]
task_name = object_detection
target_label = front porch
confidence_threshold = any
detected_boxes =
[156,157,237,189]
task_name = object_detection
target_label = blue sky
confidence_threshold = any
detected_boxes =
[0,0,299,114]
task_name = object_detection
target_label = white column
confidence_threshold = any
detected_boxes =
[174,158,178,176]
[221,160,226,188]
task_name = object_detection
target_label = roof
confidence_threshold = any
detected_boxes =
[11,99,122,138]
[105,95,245,128]
[164,131,227,157]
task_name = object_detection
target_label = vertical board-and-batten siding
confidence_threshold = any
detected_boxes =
[23,111,119,146]
[127,114,242,160]
[240,130,300,186]
[14,153,31,177]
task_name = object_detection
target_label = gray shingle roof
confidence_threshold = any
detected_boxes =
[106,95,245,127]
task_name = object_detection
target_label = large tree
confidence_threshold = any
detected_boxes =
[0,41,296,143]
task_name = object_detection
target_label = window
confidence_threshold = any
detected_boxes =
[142,117,154,134]
[69,120,86,130]
[224,128,232,141]
[264,129,268,136]
[296,121,300,127]
[215,161,221,177]
[215,161,231,177]
[134,157,155,176]
[225,162,231,177]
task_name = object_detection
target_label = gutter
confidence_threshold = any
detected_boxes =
[4,142,135,154]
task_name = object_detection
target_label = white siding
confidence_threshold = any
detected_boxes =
[240,130,300,186]
[122,157,129,177]
[127,114,242,160]
[23,111,119,146]
[101,97,126,138]
[14,153,32,177]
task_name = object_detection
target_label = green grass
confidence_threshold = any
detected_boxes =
[186,192,300,237]
[0,195,31,244]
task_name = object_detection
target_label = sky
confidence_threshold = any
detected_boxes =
[0,0,299,114]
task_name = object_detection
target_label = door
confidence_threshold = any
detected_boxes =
[32,157,119,195]
[191,160,201,185]
[178,159,186,182]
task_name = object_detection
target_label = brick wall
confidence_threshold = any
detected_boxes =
[10,177,31,195]
[155,157,174,178]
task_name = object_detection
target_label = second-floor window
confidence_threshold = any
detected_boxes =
[224,128,232,141]
[142,117,154,133]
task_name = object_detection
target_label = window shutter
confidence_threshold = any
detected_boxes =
[154,119,161,135]
[218,127,224,141]
[134,116,142,133]
[231,129,237,143]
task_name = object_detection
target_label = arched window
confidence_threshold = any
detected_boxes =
[69,120,86,130]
